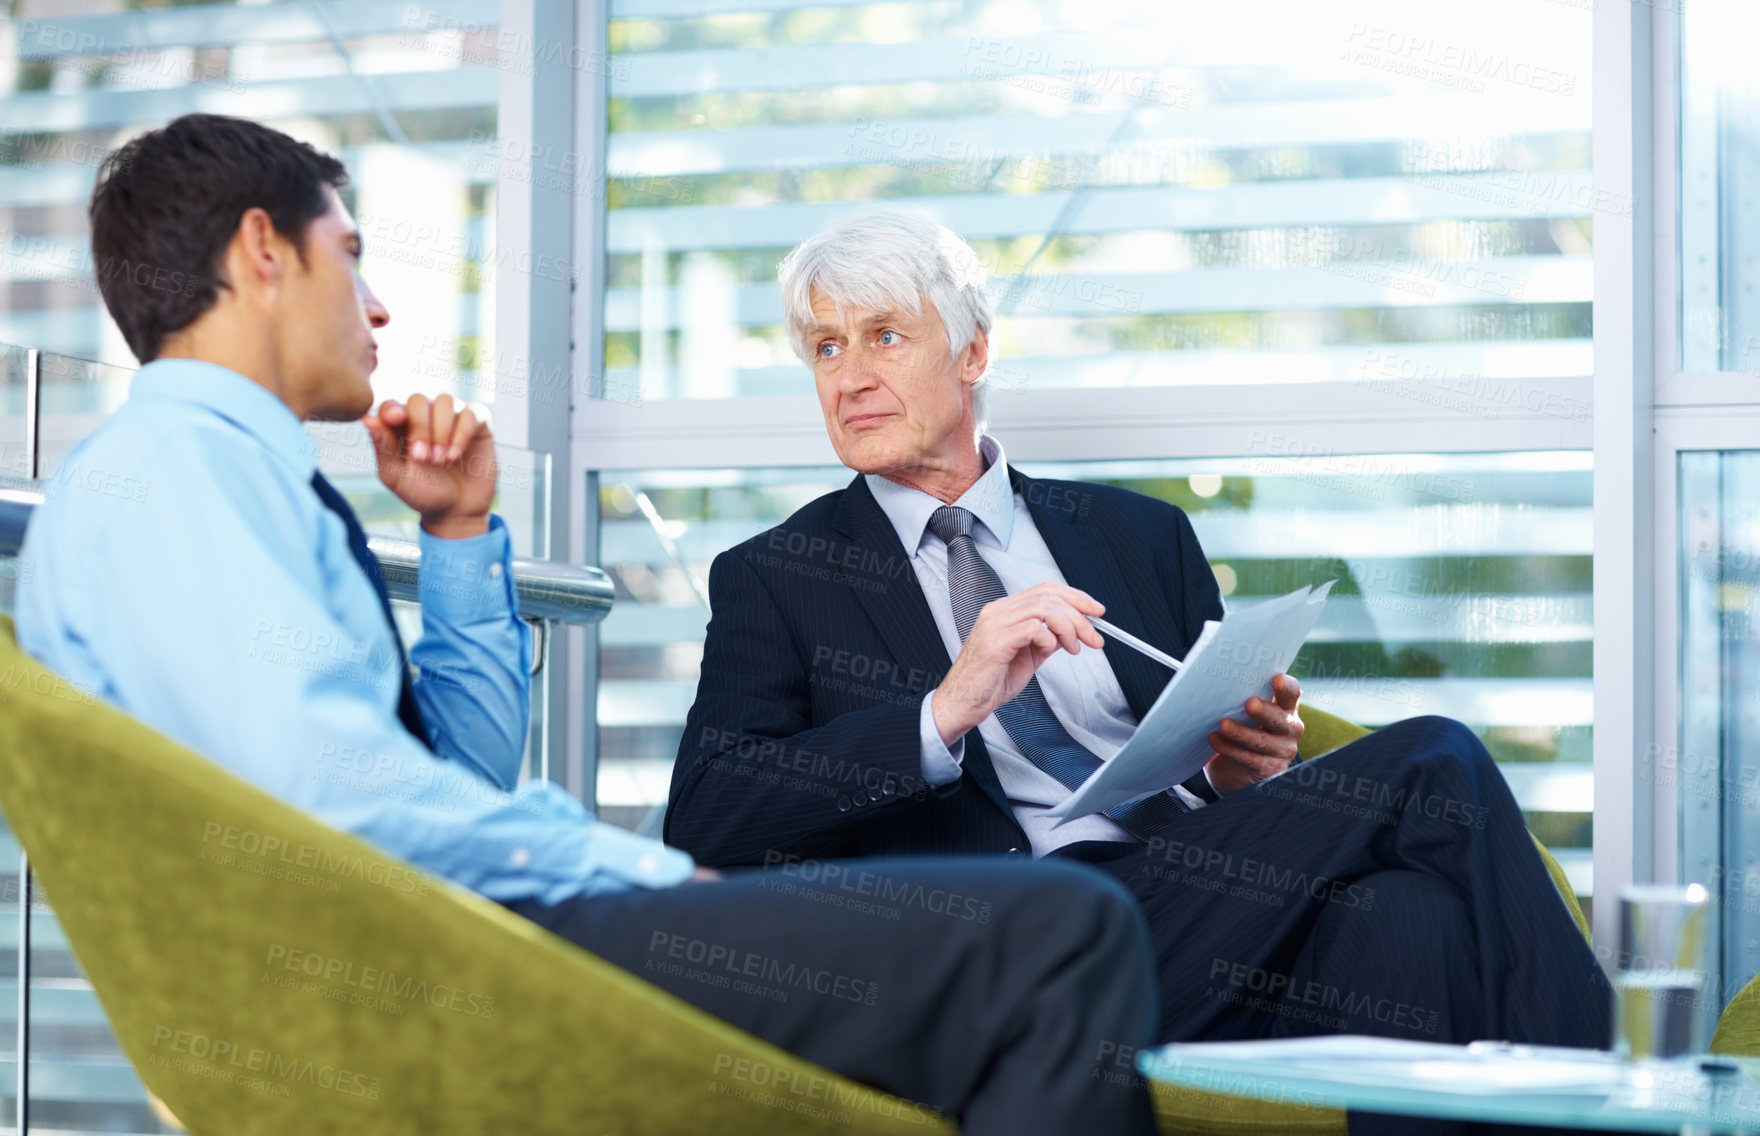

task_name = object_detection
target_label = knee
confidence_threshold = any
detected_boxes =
[1373,715,1493,778]
[1034,862,1153,956]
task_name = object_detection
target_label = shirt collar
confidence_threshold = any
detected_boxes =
[128,358,320,480]
[866,434,1016,557]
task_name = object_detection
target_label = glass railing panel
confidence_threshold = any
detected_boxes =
[0,348,27,483]
[0,344,148,481]
[307,428,555,781]
[0,824,15,1130]
[595,468,849,832]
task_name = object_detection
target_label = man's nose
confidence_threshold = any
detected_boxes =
[360,281,390,330]
[838,345,880,390]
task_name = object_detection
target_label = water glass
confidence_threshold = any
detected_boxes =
[1613,884,1711,1060]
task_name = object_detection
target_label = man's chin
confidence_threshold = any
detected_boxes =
[307,377,376,422]
[834,436,912,477]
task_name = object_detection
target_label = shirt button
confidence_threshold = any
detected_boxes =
[489,562,504,579]
[510,847,531,868]
[836,795,852,812]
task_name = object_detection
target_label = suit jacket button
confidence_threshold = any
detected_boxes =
[1008,847,1022,854]
[851,790,868,806]
[836,795,852,812]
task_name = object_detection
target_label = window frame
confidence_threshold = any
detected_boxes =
[541,0,1671,955]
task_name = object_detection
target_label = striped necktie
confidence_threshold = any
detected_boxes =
[927,505,1186,841]
[310,472,432,749]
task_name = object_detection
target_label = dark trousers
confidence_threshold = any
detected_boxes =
[506,857,1160,1136]
[1064,715,1613,1136]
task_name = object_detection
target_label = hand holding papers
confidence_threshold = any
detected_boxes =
[1046,582,1335,823]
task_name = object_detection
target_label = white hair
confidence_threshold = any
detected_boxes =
[778,209,993,418]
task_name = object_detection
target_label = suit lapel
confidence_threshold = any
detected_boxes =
[1013,469,1171,720]
[832,477,1015,816]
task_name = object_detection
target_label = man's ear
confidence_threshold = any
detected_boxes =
[226,207,286,299]
[961,327,990,384]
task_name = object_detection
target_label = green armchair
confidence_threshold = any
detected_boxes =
[0,615,945,1135]
[0,615,1596,1135]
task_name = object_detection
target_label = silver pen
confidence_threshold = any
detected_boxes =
[1089,616,1184,672]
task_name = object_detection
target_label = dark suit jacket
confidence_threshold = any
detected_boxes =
[665,466,1224,867]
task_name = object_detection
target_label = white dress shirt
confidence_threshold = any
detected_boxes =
[866,435,1206,856]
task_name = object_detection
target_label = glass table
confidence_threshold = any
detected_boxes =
[1138,1036,1760,1133]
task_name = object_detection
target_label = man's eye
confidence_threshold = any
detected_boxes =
[878,330,899,346]
[819,342,840,359]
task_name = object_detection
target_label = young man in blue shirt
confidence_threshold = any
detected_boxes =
[14,114,1160,1136]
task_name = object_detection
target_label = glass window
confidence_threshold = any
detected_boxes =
[1678,0,1760,372]
[600,451,1594,910]
[1676,450,1760,1025]
[1,0,501,409]
[603,0,1592,400]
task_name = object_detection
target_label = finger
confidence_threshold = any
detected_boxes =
[1018,597,1091,653]
[443,406,480,464]
[1209,733,1288,771]
[1272,673,1303,712]
[1032,582,1104,616]
[1027,598,1098,651]
[1243,697,1300,736]
[361,416,390,454]
[999,610,1081,659]
[464,399,493,436]
[361,414,400,462]
[1024,594,1105,650]
[978,595,1071,643]
[1032,595,1104,648]
[979,615,1057,666]
[1216,718,1272,755]
[1241,723,1299,760]
[368,401,404,457]
[1217,717,1286,756]
[426,396,457,464]
[404,394,432,463]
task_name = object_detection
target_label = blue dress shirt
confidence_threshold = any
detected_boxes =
[866,435,1208,856]
[16,359,692,904]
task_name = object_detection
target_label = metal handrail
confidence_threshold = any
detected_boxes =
[0,483,614,625]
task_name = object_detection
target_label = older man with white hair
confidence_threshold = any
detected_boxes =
[671,210,1614,1136]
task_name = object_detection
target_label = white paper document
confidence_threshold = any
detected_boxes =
[1145,1036,1628,1095]
[1046,581,1334,824]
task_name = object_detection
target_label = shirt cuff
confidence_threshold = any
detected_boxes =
[918,691,965,787]
[578,821,697,895]
[1180,767,1221,806]
[416,514,520,619]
